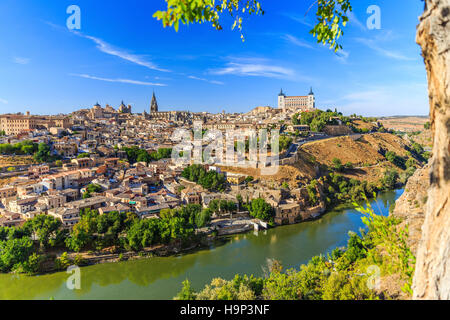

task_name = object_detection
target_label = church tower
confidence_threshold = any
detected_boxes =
[150,92,159,113]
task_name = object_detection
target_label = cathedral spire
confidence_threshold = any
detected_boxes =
[150,91,159,113]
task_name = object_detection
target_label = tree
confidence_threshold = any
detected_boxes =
[381,169,399,190]
[248,198,274,223]
[332,158,343,172]
[292,113,300,125]
[0,237,34,273]
[24,215,61,249]
[385,151,406,169]
[176,280,197,300]
[154,0,352,51]
[33,143,53,163]
[195,209,212,228]
[279,136,293,151]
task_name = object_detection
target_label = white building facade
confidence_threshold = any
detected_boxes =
[278,88,316,112]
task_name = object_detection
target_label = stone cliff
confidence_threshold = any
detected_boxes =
[413,0,450,300]
[393,164,430,255]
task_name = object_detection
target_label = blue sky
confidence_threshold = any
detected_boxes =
[0,0,428,116]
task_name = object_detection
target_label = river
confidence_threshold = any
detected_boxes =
[0,189,403,300]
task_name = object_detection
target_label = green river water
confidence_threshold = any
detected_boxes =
[0,189,403,300]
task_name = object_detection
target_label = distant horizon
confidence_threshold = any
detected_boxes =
[0,1,429,117]
[0,101,430,118]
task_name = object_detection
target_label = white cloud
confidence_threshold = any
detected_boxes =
[71,74,167,86]
[282,12,314,28]
[210,57,296,79]
[0,98,8,104]
[355,32,416,61]
[283,34,314,49]
[13,57,30,65]
[188,76,224,85]
[74,32,169,72]
[348,12,366,31]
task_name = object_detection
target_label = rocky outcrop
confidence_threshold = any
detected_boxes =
[393,164,430,254]
[413,0,450,300]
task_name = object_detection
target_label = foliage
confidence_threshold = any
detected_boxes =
[178,199,415,300]
[65,209,131,252]
[175,280,197,300]
[331,157,343,171]
[23,215,61,249]
[0,140,38,155]
[354,197,416,294]
[153,0,264,40]
[55,252,72,271]
[381,169,399,190]
[279,135,293,151]
[122,146,172,164]
[385,151,406,169]
[322,173,380,205]
[306,179,319,205]
[34,143,59,163]
[127,205,203,251]
[244,176,254,183]
[292,113,300,125]
[310,0,352,52]
[182,165,226,192]
[154,0,352,51]
[82,183,103,199]
[248,198,274,223]
[298,109,350,132]
[77,153,90,159]
[0,237,34,273]
[208,199,237,216]
[195,275,263,300]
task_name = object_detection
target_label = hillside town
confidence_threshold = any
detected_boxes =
[0,89,318,227]
[0,88,431,272]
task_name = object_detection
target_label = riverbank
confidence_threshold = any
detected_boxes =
[3,189,401,280]
[0,189,402,300]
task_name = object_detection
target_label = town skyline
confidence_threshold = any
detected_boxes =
[0,0,428,117]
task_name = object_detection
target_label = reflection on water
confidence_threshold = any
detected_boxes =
[0,189,403,300]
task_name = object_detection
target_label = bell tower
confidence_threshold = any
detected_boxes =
[150,91,159,113]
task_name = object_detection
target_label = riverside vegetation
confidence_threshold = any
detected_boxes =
[0,136,429,277]
[176,196,415,300]
[0,197,275,275]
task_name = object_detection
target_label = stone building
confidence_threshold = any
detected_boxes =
[278,88,316,112]
[0,114,70,135]
[118,101,132,114]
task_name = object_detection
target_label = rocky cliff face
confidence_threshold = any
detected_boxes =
[413,0,450,300]
[393,164,430,255]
